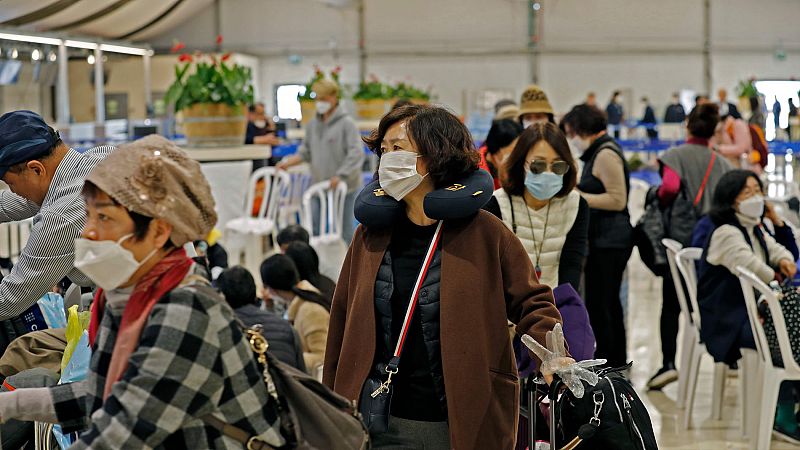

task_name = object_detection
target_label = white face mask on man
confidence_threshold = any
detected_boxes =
[315,101,332,115]
[74,234,158,291]
[378,150,426,201]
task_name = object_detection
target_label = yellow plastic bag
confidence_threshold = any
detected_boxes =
[60,305,91,372]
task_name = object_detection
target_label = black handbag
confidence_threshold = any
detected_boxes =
[532,364,659,450]
[358,221,443,434]
[761,280,800,368]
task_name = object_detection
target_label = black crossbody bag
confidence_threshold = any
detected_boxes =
[359,221,443,434]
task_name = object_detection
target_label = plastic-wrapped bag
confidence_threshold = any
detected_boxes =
[18,292,67,332]
[61,305,91,373]
[52,307,92,450]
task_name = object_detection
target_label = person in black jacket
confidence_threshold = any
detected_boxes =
[216,266,307,372]
[284,241,336,308]
[664,93,686,124]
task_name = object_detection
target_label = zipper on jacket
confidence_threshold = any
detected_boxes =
[621,393,646,450]
[605,377,623,422]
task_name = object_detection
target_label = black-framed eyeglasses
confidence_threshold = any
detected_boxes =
[528,160,570,175]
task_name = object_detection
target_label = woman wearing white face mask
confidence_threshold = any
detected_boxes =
[259,253,330,376]
[698,170,796,366]
[0,136,286,449]
[561,104,633,368]
[323,105,565,449]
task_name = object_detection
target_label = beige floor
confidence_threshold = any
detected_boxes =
[626,249,799,449]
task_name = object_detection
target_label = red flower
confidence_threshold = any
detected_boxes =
[334,65,342,73]
[221,52,232,62]
[216,34,223,45]
[170,41,186,53]
[178,53,193,63]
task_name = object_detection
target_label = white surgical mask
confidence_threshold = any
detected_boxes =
[315,101,332,115]
[74,234,158,291]
[738,195,765,220]
[568,136,591,154]
[378,150,426,201]
[522,119,546,129]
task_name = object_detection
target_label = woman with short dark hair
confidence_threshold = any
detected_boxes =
[485,122,588,290]
[324,105,564,449]
[561,103,632,368]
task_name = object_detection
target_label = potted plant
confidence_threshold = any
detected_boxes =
[353,74,391,120]
[736,77,758,116]
[165,36,254,147]
[298,66,342,124]
[390,81,432,105]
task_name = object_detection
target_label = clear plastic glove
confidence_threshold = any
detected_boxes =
[522,323,607,398]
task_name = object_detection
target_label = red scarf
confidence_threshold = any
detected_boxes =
[88,248,193,400]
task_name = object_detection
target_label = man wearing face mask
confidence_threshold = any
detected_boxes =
[0,111,113,322]
[277,79,365,242]
[517,84,555,129]
[245,102,280,172]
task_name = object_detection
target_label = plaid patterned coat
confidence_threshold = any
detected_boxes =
[49,280,285,449]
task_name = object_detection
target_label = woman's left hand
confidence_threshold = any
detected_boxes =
[779,259,797,279]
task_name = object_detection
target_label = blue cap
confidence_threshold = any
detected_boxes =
[0,111,59,178]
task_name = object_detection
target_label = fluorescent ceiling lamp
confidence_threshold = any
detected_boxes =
[64,40,97,50]
[99,44,149,55]
[0,32,62,46]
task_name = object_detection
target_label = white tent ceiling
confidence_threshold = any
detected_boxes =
[0,0,212,41]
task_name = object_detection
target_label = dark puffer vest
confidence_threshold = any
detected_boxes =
[373,247,446,413]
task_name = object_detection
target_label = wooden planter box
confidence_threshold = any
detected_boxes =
[300,100,316,125]
[354,99,389,120]
[179,103,247,147]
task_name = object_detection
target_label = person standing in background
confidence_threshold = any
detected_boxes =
[717,88,741,120]
[664,93,686,124]
[712,110,752,168]
[562,104,632,368]
[586,92,597,107]
[641,97,658,140]
[518,84,555,128]
[789,98,798,140]
[773,97,783,138]
[245,102,280,172]
[606,91,624,139]
[277,79,365,242]
[646,103,732,390]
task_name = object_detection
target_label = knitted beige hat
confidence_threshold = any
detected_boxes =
[518,84,554,117]
[312,79,340,98]
[85,135,217,246]
[495,104,520,120]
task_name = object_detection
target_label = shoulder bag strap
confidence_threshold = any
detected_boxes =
[389,220,444,368]
[694,152,717,207]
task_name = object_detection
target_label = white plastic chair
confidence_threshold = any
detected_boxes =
[628,178,651,226]
[277,164,312,229]
[674,247,752,432]
[662,239,697,409]
[737,267,800,449]
[224,167,292,271]
[0,218,33,269]
[301,180,348,246]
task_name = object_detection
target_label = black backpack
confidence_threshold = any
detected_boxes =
[537,364,658,450]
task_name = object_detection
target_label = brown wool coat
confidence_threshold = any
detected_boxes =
[323,211,563,449]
